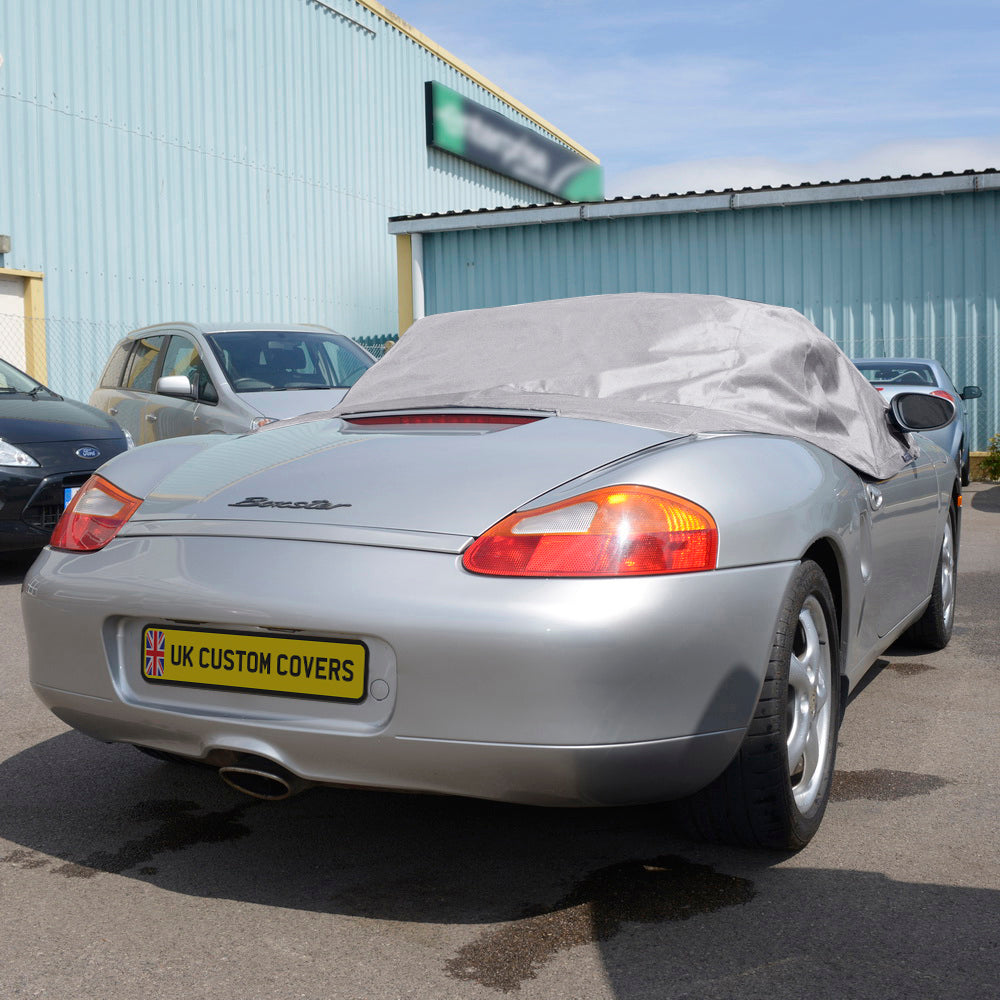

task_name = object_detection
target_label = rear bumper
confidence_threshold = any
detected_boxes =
[23,535,797,806]
[33,687,744,806]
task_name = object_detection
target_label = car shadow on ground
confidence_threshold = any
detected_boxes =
[0,550,39,585]
[969,483,1000,511]
[0,731,995,998]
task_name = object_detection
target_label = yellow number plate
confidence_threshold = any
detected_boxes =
[141,626,367,702]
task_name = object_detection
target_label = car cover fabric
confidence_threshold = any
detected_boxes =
[329,293,909,479]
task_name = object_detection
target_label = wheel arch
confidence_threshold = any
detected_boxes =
[801,536,849,715]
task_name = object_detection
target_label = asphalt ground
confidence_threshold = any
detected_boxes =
[1,485,998,999]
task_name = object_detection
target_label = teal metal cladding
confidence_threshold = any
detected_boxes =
[0,0,566,399]
[421,191,1000,451]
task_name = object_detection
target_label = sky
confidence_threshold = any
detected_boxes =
[387,0,1000,198]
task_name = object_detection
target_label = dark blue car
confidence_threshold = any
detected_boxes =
[1,356,132,552]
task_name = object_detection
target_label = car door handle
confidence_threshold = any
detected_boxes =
[109,407,118,416]
[145,413,158,422]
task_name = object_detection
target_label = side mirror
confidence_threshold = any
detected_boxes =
[888,392,956,432]
[156,374,194,398]
[961,385,982,400]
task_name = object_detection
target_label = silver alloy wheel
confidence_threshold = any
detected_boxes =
[786,594,833,814]
[939,518,955,631]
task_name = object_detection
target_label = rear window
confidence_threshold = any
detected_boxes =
[124,336,165,391]
[854,363,936,386]
[99,341,134,388]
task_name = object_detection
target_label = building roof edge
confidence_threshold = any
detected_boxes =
[352,1,599,163]
[387,169,1000,233]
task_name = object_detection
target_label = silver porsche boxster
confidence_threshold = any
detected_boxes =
[22,294,960,850]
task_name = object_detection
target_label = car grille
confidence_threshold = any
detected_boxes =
[22,473,93,533]
[23,505,63,531]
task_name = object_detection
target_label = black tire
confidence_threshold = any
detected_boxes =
[674,560,840,850]
[961,448,971,488]
[903,510,956,651]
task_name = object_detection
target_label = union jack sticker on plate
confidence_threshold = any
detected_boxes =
[144,628,166,677]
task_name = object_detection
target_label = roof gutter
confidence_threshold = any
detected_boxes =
[388,171,1000,235]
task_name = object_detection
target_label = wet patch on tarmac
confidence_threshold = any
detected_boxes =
[445,855,754,992]
[48,799,253,878]
[884,661,935,676]
[1,847,52,870]
[831,769,952,801]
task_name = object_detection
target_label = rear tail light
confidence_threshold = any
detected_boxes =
[463,486,718,577]
[49,476,142,552]
[930,390,956,404]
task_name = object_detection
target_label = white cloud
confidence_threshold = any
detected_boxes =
[437,32,1000,173]
[394,1,1000,194]
[608,137,1000,197]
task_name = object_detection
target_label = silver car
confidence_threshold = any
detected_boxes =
[90,323,375,444]
[24,295,959,850]
[852,357,982,485]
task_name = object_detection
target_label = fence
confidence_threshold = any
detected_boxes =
[0,314,28,371]
[355,335,398,359]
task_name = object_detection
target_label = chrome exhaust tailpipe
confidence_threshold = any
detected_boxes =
[219,756,312,800]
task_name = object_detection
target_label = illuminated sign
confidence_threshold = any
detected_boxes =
[425,81,603,202]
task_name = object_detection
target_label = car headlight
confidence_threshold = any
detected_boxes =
[250,417,279,431]
[0,438,40,467]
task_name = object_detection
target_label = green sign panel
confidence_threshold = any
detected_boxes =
[425,81,603,203]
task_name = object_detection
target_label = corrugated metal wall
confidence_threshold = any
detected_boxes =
[0,0,559,399]
[421,192,1000,450]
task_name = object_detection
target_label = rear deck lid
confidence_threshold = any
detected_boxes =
[129,413,682,540]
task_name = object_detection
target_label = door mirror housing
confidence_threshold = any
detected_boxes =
[888,392,956,432]
[960,385,982,400]
[156,374,194,398]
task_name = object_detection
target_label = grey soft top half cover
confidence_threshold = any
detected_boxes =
[333,293,906,479]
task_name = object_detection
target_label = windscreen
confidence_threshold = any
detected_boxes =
[0,356,52,395]
[206,330,373,393]
[854,362,936,386]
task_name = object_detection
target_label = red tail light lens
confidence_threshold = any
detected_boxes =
[463,486,718,577]
[930,389,956,404]
[49,476,142,552]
